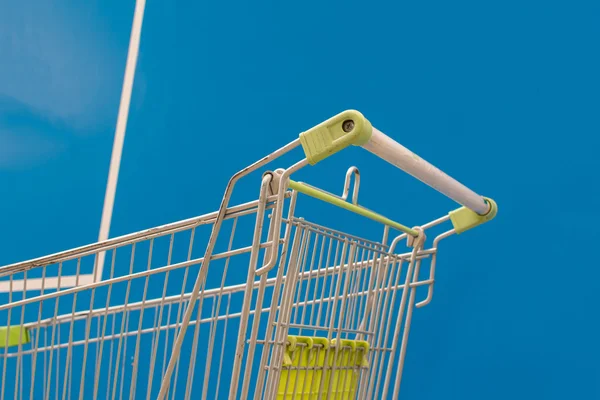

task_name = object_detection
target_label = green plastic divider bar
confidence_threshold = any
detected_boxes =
[288,180,419,237]
[449,197,498,234]
[0,326,30,348]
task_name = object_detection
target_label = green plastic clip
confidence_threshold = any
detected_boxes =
[449,197,498,234]
[299,110,373,165]
[0,326,30,348]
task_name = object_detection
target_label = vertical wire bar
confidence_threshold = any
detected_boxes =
[282,360,292,399]
[201,218,238,400]
[290,345,304,399]
[310,235,336,399]
[326,243,356,400]
[314,236,333,335]
[93,249,118,400]
[263,224,305,399]
[118,311,131,400]
[241,209,279,400]
[357,249,383,398]
[291,229,311,331]
[29,265,46,399]
[253,193,297,400]
[183,293,205,400]
[322,239,342,333]
[358,226,389,341]
[353,250,376,334]
[106,308,118,400]
[111,244,137,400]
[168,226,197,400]
[308,235,327,336]
[214,293,232,398]
[340,247,359,339]
[316,240,349,400]
[381,247,421,400]
[365,255,397,398]
[92,315,101,397]
[355,248,373,337]
[268,226,306,396]
[45,262,63,400]
[14,270,28,400]
[306,345,321,398]
[44,328,48,399]
[61,258,82,400]
[334,348,351,397]
[346,246,364,337]
[378,259,406,377]
[357,347,368,400]
[30,266,48,399]
[352,246,370,336]
[19,333,24,400]
[56,333,59,400]
[363,252,396,399]
[67,340,74,400]
[146,233,175,400]
[230,179,271,399]
[95,315,101,378]
[370,258,403,399]
[170,302,189,400]
[160,304,173,390]
[79,259,103,399]
[344,246,364,338]
[129,239,155,400]
[300,346,318,400]
[390,258,424,399]
[289,229,310,329]
[171,303,196,400]
[345,346,360,399]
[144,305,160,399]
[298,231,319,337]
[299,343,312,400]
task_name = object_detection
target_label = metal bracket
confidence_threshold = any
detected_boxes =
[264,168,286,197]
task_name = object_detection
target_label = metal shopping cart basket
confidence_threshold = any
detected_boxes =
[0,110,497,399]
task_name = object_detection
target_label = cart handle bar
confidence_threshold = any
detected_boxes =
[299,110,492,216]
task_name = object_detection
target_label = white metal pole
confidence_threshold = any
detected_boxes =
[362,127,490,215]
[95,0,147,282]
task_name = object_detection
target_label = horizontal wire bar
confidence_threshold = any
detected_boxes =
[0,241,274,312]
[20,249,435,329]
[0,195,288,276]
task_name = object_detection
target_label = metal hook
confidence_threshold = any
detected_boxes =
[341,167,360,205]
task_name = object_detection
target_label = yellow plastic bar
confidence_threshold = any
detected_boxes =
[0,326,30,348]
[288,180,419,237]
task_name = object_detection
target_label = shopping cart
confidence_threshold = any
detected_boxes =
[0,110,496,399]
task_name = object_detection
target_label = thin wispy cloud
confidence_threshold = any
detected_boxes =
[0,2,128,133]
[0,95,70,169]
[0,131,65,169]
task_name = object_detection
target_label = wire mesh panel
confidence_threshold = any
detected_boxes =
[0,200,441,400]
[245,218,435,400]
[0,194,283,400]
